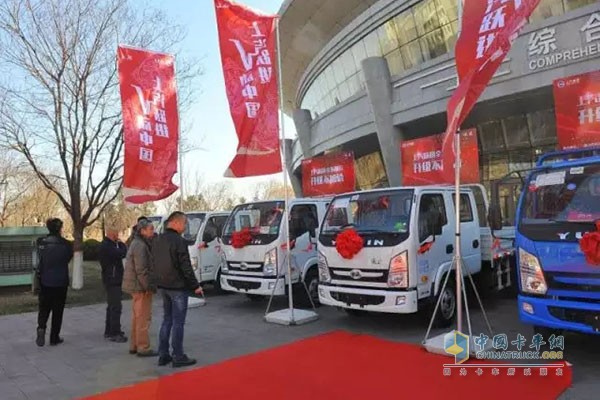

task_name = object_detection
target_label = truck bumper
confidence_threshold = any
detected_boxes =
[220,274,286,296]
[319,284,418,314]
[519,295,600,335]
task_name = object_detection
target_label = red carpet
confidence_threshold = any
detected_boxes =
[83,331,571,400]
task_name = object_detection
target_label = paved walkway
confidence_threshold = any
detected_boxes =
[0,293,597,399]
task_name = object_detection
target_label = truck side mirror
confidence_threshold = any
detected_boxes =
[488,203,503,231]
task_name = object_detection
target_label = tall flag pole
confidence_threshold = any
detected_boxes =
[117,45,180,204]
[424,0,541,350]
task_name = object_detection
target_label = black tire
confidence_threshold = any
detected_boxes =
[296,269,320,308]
[213,269,224,294]
[345,308,366,317]
[431,275,456,329]
[246,294,263,302]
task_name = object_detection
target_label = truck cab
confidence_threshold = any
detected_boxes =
[498,148,600,336]
[318,186,513,327]
[219,198,330,304]
[183,211,230,290]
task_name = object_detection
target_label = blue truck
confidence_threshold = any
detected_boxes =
[489,147,600,336]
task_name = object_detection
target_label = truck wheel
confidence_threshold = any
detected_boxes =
[214,270,225,294]
[246,294,263,302]
[432,276,456,328]
[296,269,320,308]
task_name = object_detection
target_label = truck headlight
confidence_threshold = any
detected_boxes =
[318,252,331,283]
[263,248,277,276]
[519,248,547,295]
[388,251,408,288]
[221,253,228,273]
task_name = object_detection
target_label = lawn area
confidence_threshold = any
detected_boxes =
[0,261,122,316]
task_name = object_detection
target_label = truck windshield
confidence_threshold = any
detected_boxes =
[322,190,414,234]
[184,213,206,241]
[521,165,600,224]
[223,201,284,237]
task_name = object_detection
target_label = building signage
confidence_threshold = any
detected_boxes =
[400,129,480,186]
[553,70,600,150]
[302,152,355,197]
[528,13,600,71]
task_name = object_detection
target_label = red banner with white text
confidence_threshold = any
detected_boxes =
[553,71,600,150]
[117,45,179,204]
[214,0,282,178]
[401,129,480,186]
[302,152,356,197]
[442,0,540,181]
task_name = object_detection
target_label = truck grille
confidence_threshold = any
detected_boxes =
[546,272,600,293]
[329,267,388,283]
[227,279,261,291]
[227,261,264,273]
[331,292,385,306]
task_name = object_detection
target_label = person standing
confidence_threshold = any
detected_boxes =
[126,216,149,247]
[153,211,203,368]
[98,227,128,343]
[36,218,73,347]
[123,219,158,357]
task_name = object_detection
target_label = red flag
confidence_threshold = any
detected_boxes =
[214,0,282,178]
[553,71,600,150]
[442,0,540,180]
[117,45,179,204]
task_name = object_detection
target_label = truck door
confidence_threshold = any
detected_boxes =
[416,193,451,299]
[197,215,229,281]
[288,203,319,283]
[451,192,482,275]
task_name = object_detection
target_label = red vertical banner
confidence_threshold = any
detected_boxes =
[442,0,540,181]
[553,71,600,150]
[214,0,282,178]
[302,152,356,197]
[117,45,179,204]
[401,129,479,186]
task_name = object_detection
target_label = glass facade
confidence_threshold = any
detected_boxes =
[355,151,389,190]
[300,0,595,119]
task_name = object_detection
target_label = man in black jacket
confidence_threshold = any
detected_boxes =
[98,226,128,342]
[36,218,73,347]
[153,211,203,368]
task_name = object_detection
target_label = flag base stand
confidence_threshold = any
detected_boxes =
[424,332,493,357]
[188,296,206,308]
[264,308,319,326]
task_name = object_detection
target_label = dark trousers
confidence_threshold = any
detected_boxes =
[104,285,123,336]
[158,289,189,359]
[37,285,68,341]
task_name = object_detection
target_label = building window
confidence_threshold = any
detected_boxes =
[413,0,441,36]
[355,151,388,190]
[563,0,596,12]
[385,49,404,77]
[529,0,564,23]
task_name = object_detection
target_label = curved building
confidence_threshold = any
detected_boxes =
[279,0,600,219]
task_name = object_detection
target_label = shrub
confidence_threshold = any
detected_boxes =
[83,239,101,261]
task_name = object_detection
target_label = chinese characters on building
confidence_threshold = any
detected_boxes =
[528,13,600,70]
[310,165,346,187]
[578,91,600,126]
[231,21,274,120]
[412,150,443,175]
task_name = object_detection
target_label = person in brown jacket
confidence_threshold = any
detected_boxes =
[122,219,157,357]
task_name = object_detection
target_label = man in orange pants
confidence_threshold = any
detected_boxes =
[123,218,157,357]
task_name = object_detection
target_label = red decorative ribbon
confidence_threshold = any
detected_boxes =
[580,221,600,266]
[232,228,252,249]
[335,229,364,259]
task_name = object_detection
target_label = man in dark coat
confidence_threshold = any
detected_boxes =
[153,211,203,368]
[36,218,73,347]
[99,226,128,342]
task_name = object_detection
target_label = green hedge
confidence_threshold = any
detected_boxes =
[83,239,101,261]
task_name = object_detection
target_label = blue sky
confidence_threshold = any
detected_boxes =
[148,0,292,198]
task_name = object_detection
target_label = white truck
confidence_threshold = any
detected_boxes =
[182,211,230,290]
[317,185,514,327]
[219,198,330,305]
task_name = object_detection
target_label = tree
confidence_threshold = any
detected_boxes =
[0,0,200,288]
[0,150,28,226]
[252,179,294,201]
